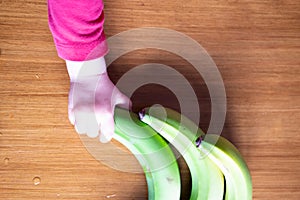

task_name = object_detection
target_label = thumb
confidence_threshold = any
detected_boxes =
[115,92,132,111]
[99,113,115,143]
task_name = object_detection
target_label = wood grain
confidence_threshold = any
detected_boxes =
[1,0,299,199]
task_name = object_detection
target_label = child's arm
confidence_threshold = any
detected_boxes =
[47,0,131,143]
[48,0,108,61]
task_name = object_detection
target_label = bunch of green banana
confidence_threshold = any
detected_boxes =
[138,106,252,200]
[112,107,181,199]
[112,107,252,199]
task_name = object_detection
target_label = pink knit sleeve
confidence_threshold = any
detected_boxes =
[47,0,108,61]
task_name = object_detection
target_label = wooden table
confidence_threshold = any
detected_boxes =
[1,0,299,199]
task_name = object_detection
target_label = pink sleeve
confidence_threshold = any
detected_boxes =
[47,0,108,61]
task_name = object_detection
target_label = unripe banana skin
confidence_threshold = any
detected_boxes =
[139,107,224,200]
[200,135,252,200]
[110,107,252,200]
[113,108,181,200]
[139,107,252,200]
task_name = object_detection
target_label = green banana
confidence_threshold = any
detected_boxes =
[139,106,252,200]
[112,107,181,200]
[199,134,252,200]
[139,107,224,200]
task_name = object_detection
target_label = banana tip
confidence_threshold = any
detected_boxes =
[195,136,202,147]
[138,109,146,120]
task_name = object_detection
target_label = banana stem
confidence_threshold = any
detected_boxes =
[138,108,146,120]
[195,136,203,148]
